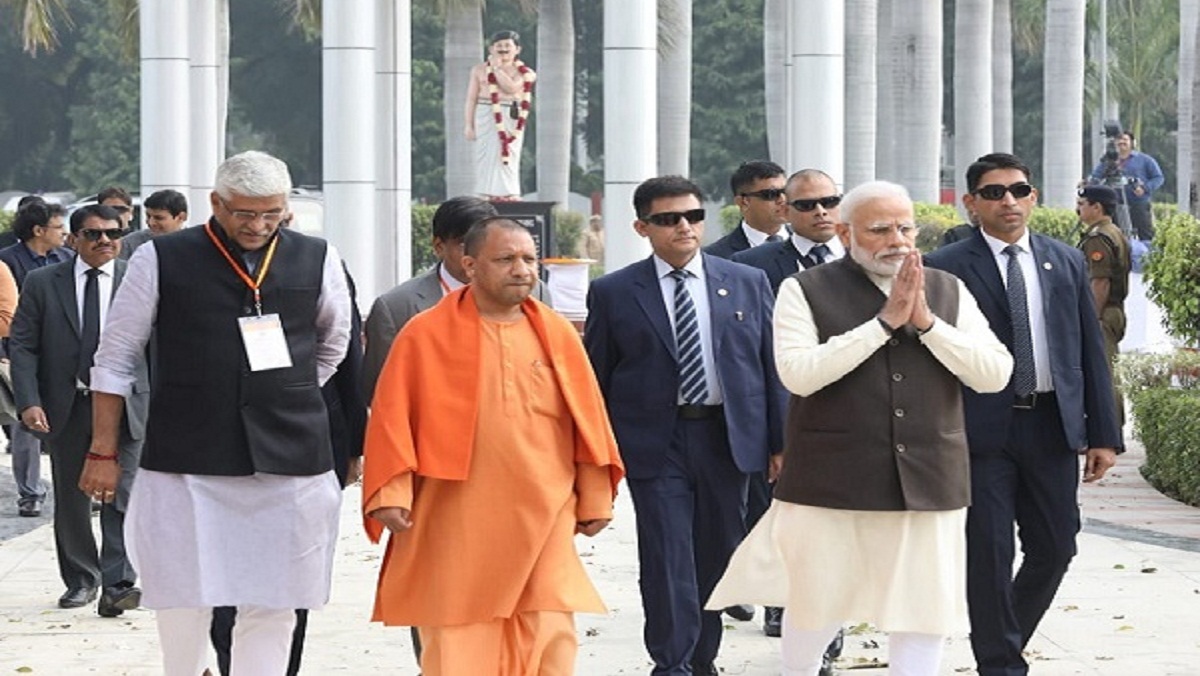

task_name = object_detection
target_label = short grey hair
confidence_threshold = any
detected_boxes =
[839,180,912,225]
[214,151,292,200]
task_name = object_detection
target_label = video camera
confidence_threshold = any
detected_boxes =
[1098,120,1126,184]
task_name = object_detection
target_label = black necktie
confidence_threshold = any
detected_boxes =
[766,234,783,243]
[78,268,102,386]
[1003,245,1037,395]
[810,244,830,264]
[669,269,708,405]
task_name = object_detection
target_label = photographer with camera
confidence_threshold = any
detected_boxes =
[1089,130,1163,242]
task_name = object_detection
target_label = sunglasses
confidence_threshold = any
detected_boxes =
[643,209,706,227]
[973,183,1034,201]
[77,228,128,242]
[107,205,132,214]
[740,188,786,201]
[789,195,842,212]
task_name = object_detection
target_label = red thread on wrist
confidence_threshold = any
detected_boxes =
[85,452,118,462]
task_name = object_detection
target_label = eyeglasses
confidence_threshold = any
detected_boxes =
[642,209,706,227]
[219,198,286,225]
[860,222,919,238]
[77,228,127,242]
[789,195,842,212]
[740,188,786,201]
[973,183,1034,201]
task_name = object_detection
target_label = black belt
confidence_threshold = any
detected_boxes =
[678,404,723,420]
[1013,391,1054,410]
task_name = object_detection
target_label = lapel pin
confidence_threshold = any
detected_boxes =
[735,311,744,321]
[1043,262,1053,270]
[717,288,729,297]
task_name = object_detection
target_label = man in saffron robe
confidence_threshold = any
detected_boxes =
[363,217,625,675]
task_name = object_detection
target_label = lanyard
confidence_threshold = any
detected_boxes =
[204,222,280,316]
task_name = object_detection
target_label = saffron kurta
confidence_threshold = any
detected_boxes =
[363,288,624,627]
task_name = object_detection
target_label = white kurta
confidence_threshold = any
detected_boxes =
[90,238,352,610]
[708,270,1012,635]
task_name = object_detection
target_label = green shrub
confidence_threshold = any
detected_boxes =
[719,204,741,234]
[1130,387,1200,506]
[914,203,961,251]
[1027,206,1081,245]
[411,203,437,273]
[0,210,12,235]
[1143,211,1200,346]
[553,209,585,258]
[1152,202,1178,224]
[1117,350,1200,395]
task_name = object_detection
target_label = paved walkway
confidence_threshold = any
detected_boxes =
[1,436,1199,675]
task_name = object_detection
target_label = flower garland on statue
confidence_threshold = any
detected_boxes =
[487,60,536,165]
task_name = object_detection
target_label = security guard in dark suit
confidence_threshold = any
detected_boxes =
[1076,185,1130,427]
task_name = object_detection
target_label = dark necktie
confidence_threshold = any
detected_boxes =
[1003,245,1037,395]
[79,268,102,386]
[803,243,830,268]
[669,269,708,405]
[766,234,783,243]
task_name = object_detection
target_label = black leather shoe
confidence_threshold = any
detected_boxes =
[763,606,783,637]
[690,663,718,676]
[723,604,755,621]
[97,584,141,617]
[18,505,40,517]
[58,586,98,609]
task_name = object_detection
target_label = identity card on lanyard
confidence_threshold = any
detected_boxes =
[206,223,294,372]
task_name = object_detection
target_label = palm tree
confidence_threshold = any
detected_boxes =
[954,0,993,202]
[4,0,70,55]
[1042,0,1085,208]
[657,0,691,177]
[874,0,895,182]
[535,0,574,208]
[992,0,1013,153]
[890,0,942,203]
[1182,0,1200,210]
[441,1,484,198]
[845,0,878,189]
[763,0,786,162]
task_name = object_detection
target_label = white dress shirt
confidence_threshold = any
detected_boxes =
[980,229,1054,393]
[653,253,724,405]
[74,256,116,332]
[789,233,845,271]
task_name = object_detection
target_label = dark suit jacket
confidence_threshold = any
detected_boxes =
[362,265,553,401]
[703,226,751,260]
[584,253,789,479]
[925,228,1121,454]
[731,240,806,293]
[9,259,150,441]
[324,265,367,487]
[0,242,70,289]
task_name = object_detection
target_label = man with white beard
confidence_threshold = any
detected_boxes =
[707,181,1012,676]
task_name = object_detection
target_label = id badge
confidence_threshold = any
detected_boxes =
[238,314,294,372]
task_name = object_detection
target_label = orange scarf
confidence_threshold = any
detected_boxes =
[362,286,624,543]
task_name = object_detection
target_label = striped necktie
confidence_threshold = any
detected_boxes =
[669,269,708,404]
[1003,245,1037,395]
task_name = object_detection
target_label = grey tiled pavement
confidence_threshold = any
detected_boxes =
[2,436,1199,674]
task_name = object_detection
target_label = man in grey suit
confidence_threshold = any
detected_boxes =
[9,204,149,616]
[363,196,550,399]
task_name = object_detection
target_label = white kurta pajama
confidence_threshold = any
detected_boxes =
[90,242,351,611]
[708,271,1012,636]
[473,102,524,197]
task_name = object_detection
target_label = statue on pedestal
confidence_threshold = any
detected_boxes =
[463,30,537,201]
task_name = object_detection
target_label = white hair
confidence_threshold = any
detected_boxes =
[839,180,912,225]
[214,151,292,199]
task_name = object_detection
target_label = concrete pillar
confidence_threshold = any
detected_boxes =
[323,2,378,300]
[140,0,191,198]
[189,0,221,223]
[787,1,844,183]
[375,0,412,290]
